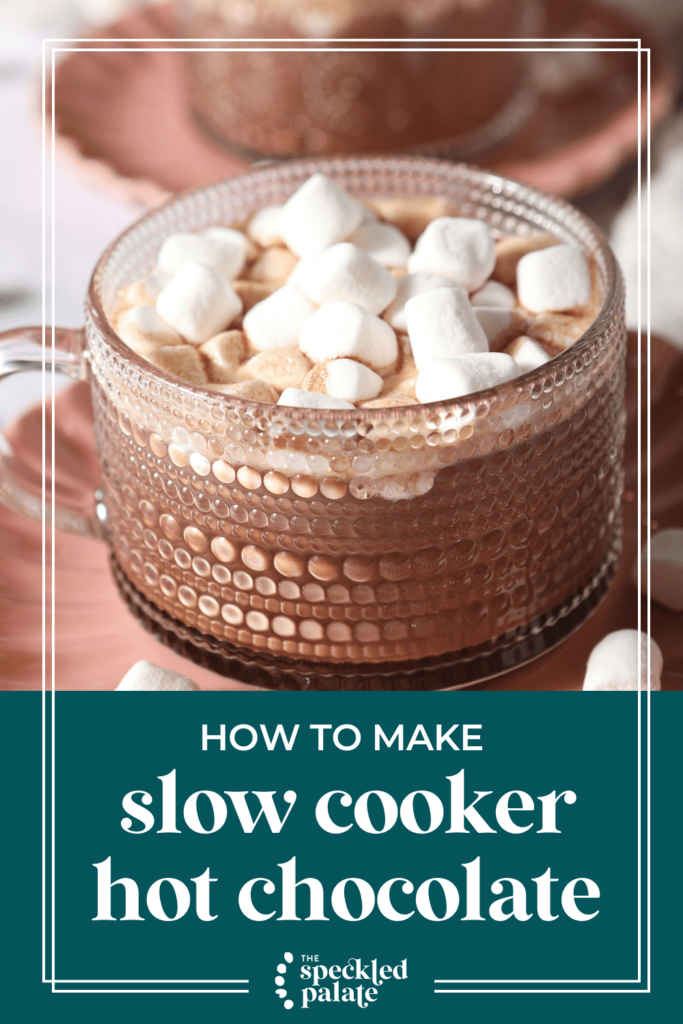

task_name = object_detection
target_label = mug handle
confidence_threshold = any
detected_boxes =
[0,326,105,538]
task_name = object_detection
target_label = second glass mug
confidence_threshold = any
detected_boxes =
[0,157,626,691]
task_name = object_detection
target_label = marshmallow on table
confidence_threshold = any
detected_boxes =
[291,242,398,315]
[278,388,355,410]
[633,528,683,612]
[303,358,383,403]
[347,221,411,267]
[471,280,516,308]
[156,262,243,344]
[242,284,316,351]
[279,172,365,257]
[517,243,591,313]
[407,217,496,291]
[116,305,182,354]
[383,272,459,332]
[405,286,489,369]
[416,352,519,403]
[582,630,663,691]
[116,660,200,691]
[299,301,398,371]
[240,348,311,390]
[247,203,284,247]
[505,335,551,374]
[157,227,247,281]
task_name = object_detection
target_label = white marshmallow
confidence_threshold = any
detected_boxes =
[347,221,411,267]
[383,272,459,332]
[277,388,355,410]
[405,286,489,370]
[117,305,182,347]
[156,262,243,344]
[317,359,383,403]
[242,285,315,351]
[582,630,663,691]
[408,217,496,291]
[517,243,591,313]
[300,301,398,370]
[291,242,398,315]
[247,204,284,247]
[279,172,365,257]
[157,227,247,281]
[506,335,551,374]
[416,352,519,403]
[633,529,683,612]
[471,280,516,308]
[116,660,200,691]
[474,307,514,346]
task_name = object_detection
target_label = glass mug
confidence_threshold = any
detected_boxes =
[0,157,626,691]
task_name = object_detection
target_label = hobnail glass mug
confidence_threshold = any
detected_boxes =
[0,157,626,691]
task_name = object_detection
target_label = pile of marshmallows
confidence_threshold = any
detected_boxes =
[116,173,593,409]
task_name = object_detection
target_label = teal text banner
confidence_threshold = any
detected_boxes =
[1,692,680,1022]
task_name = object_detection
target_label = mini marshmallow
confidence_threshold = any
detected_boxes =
[248,247,298,283]
[416,352,519,403]
[408,217,496,291]
[633,529,683,612]
[517,243,591,313]
[279,172,365,257]
[299,301,398,371]
[291,242,398,316]
[240,348,311,390]
[116,305,182,353]
[156,262,242,344]
[247,203,284,247]
[493,232,558,286]
[383,272,459,332]
[199,330,246,383]
[471,280,516,308]
[277,388,354,410]
[505,335,551,374]
[347,221,411,267]
[116,660,200,691]
[303,358,383,403]
[474,307,514,348]
[361,391,419,408]
[527,311,594,350]
[157,227,247,281]
[118,269,170,309]
[405,286,489,370]
[582,630,663,691]
[208,379,279,402]
[232,279,277,314]
[146,344,207,385]
[242,285,316,351]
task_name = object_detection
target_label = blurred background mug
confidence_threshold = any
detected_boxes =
[177,0,535,161]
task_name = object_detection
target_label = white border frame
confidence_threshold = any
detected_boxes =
[39,35,651,998]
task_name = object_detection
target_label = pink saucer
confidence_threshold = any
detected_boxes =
[48,1,675,207]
